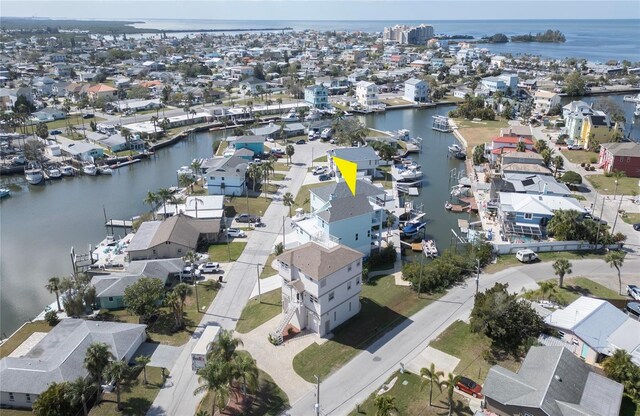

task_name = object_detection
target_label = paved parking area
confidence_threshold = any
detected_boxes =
[131,342,183,369]
[405,346,460,375]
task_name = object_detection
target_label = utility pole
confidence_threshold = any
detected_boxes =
[226,227,231,261]
[194,280,200,312]
[475,258,480,296]
[256,264,262,303]
[282,215,286,249]
[417,250,425,299]
[611,194,624,235]
[314,375,320,416]
[595,195,606,250]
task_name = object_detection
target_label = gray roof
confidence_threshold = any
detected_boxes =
[483,346,623,416]
[0,319,146,395]
[277,242,363,280]
[234,147,255,157]
[91,258,184,297]
[127,215,201,253]
[232,135,265,144]
[311,180,385,203]
[601,142,640,157]
[126,221,161,252]
[502,173,571,196]
[317,194,373,223]
[330,146,380,163]
[203,156,248,178]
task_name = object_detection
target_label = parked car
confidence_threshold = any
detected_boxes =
[321,128,333,139]
[583,213,607,225]
[181,266,195,280]
[627,285,640,301]
[626,301,640,318]
[49,129,62,135]
[516,249,538,263]
[455,376,483,398]
[82,113,95,119]
[633,223,640,231]
[567,144,583,150]
[199,262,221,274]
[236,214,260,223]
[296,139,306,145]
[318,173,332,181]
[226,228,246,238]
[312,166,328,175]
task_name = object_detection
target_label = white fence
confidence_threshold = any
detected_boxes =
[493,241,623,255]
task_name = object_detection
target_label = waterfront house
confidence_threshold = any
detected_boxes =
[87,83,117,101]
[498,192,586,240]
[485,136,534,164]
[355,81,379,107]
[327,146,380,179]
[0,319,146,410]
[127,214,221,261]
[563,101,594,143]
[533,89,561,114]
[580,113,622,149]
[86,131,128,153]
[598,142,640,177]
[490,173,571,202]
[294,180,390,255]
[483,346,623,416]
[304,84,330,109]
[480,73,519,95]
[91,259,184,309]
[403,78,429,103]
[501,151,545,167]
[31,107,66,122]
[501,162,553,176]
[542,297,640,366]
[203,156,248,196]
[238,77,268,95]
[230,135,264,157]
[275,242,363,338]
[250,123,305,140]
[59,141,104,162]
[498,125,533,140]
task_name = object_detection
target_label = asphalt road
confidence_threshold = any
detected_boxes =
[286,258,640,416]
[147,139,334,415]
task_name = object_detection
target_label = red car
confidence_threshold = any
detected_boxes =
[456,376,483,398]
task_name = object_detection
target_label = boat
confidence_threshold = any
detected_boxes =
[448,144,463,153]
[623,93,640,103]
[422,239,439,258]
[281,111,299,122]
[402,221,426,235]
[399,166,423,180]
[176,166,195,178]
[305,109,323,121]
[444,201,453,210]
[98,165,113,175]
[11,154,26,165]
[46,166,62,179]
[83,164,98,176]
[60,165,75,176]
[453,151,467,160]
[634,104,640,118]
[25,165,44,185]
[0,188,10,198]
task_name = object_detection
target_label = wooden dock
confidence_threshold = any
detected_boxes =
[105,219,133,228]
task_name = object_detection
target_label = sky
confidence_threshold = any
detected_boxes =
[2,0,639,21]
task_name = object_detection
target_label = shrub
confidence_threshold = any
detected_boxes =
[580,162,585,167]
[44,310,60,326]
[589,156,598,164]
[273,242,284,256]
[367,243,397,269]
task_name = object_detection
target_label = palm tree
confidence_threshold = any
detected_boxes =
[552,155,564,177]
[178,173,196,194]
[103,360,130,411]
[440,373,461,416]
[604,251,626,295]
[84,342,114,404]
[207,329,243,362]
[282,192,295,217]
[420,363,444,407]
[537,280,557,300]
[285,144,295,166]
[232,353,259,397]
[168,283,192,328]
[45,277,62,312]
[193,357,231,416]
[190,159,202,177]
[385,211,397,242]
[189,196,204,218]
[150,115,158,137]
[157,188,172,218]
[373,395,397,416]
[602,349,636,389]
[246,163,262,192]
[66,376,92,416]
[135,355,152,385]
[144,191,160,218]
[552,259,572,288]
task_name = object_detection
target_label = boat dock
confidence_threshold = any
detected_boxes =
[432,115,453,132]
[105,219,133,228]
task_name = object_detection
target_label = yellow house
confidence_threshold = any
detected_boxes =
[580,114,621,149]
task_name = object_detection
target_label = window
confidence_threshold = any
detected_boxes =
[320,279,327,288]
[177,249,182,254]
[310,294,318,303]
[222,177,225,180]
[349,302,352,312]
[329,292,335,301]
[348,282,352,290]
[357,260,360,267]
[524,213,533,220]
[210,176,215,180]
[356,277,360,285]
[348,264,352,272]
[108,297,114,302]
[334,311,337,321]
[9,393,14,401]
[367,230,371,238]
[26,394,31,402]
[355,233,359,241]
[152,249,157,255]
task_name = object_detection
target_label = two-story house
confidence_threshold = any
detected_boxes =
[563,100,594,143]
[272,242,364,342]
[230,135,264,159]
[485,136,535,164]
[203,156,248,196]
[490,173,571,202]
[355,81,379,107]
[598,142,640,177]
[580,113,622,149]
[533,89,561,114]
[328,146,381,179]
[304,84,330,109]
[403,78,429,103]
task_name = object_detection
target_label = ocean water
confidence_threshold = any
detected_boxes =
[129,19,640,62]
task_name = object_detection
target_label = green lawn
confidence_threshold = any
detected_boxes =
[260,253,278,278]
[313,155,328,163]
[89,366,166,416]
[208,242,247,262]
[452,118,509,149]
[235,289,282,334]
[561,149,599,165]
[293,274,441,382]
[484,250,606,274]
[271,173,287,181]
[294,182,328,212]
[571,193,587,201]
[273,162,291,171]
[197,360,288,415]
[524,276,627,306]
[430,320,521,384]
[373,169,394,190]
[0,321,53,358]
[103,280,220,346]
[46,114,106,130]
[349,371,473,416]
[586,175,639,195]
[622,212,640,224]
[224,195,272,218]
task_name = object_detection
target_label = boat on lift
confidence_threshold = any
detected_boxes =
[83,164,98,176]
[60,165,75,176]
[399,165,423,180]
[402,220,426,235]
[0,188,11,198]
[98,165,113,175]
[422,239,439,258]
[448,144,463,153]
[25,164,44,185]
[46,166,62,179]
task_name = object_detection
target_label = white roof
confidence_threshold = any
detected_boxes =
[499,192,585,216]
[606,319,640,365]
[192,325,221,356]
[545,297,606,330]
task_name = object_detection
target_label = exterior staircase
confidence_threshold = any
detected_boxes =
[270,302,298,345]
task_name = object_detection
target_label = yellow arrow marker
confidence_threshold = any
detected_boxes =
[333,156,358,196]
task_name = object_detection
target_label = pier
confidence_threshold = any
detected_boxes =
[432,115,453,132]
[105,219,133,228]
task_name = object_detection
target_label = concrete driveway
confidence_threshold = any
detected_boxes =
[131,342,183,369]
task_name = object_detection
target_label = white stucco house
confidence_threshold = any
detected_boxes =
[355,81,379,107]
[534,90,561,114]
[327,146,381,179]
[404,78,429,103]
[271,242,364,342]
[202,156,248,196]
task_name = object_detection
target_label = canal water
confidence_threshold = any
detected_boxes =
[2,105,465,335]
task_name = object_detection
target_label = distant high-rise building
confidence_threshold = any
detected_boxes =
[383,24,434,45]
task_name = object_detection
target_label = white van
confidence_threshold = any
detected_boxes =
[516,249,538,263]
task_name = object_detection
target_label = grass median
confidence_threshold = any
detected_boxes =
[208,242,247,262]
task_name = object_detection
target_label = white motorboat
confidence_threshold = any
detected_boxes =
[305,109,322,121]
[634,103,640,118]
[399,166,423,180]
[448,144,463,153]
[422,239,439,258]
[98,165,113,175]
[83,164,98,176]
[60,165,75,176]
[623,93,640,103]
[281,111,299,122]
[25,166,44,185]
[176,166,195,178]
[11,154,26,165]
[46,167,62,179]
[0,188,11,198]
